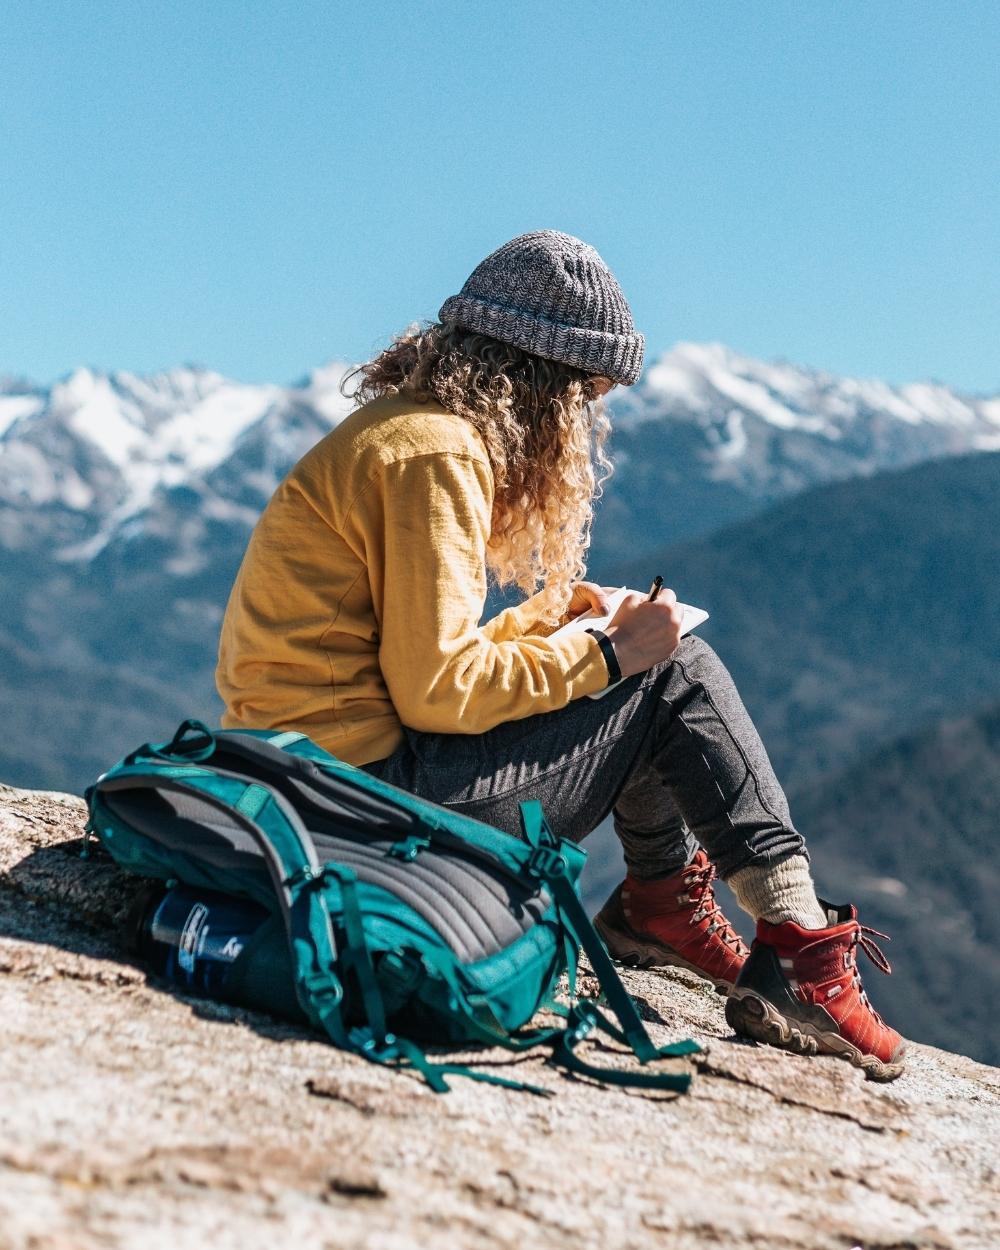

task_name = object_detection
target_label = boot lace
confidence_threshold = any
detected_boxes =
[681,860,749,957]
[847,922,892,1023]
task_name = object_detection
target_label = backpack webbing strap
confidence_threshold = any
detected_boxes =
[519,800,701,1090]
[238,777,345,1038]
[552,1002,693,1092]
[325,901,552,1096]
[306,863,388,1046]
[317,927,552,1095]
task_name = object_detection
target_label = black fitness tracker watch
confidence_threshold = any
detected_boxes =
[585,627,623,686]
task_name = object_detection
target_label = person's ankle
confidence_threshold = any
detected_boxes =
[727,855,829,930]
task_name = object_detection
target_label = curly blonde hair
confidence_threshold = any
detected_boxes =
[340,321,613,627]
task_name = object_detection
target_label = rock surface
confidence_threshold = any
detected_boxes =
[1,782,998,1250]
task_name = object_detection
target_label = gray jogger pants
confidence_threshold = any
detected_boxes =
[360,635,806,880]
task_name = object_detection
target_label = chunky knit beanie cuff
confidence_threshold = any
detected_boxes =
[438,230,645,386]
[438,292,645,387]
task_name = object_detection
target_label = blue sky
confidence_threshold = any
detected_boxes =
[2,1,998,391]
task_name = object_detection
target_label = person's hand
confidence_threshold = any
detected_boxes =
[564,580,617,620]
[604,588,684,678]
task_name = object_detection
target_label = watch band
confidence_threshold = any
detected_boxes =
[585,627,623,686]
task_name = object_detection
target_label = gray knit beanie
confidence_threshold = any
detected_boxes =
[438,230,644,386]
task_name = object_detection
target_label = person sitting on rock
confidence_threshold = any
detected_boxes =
[215,230,906,1082]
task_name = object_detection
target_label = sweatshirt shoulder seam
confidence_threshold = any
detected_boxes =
[340,449,492,529]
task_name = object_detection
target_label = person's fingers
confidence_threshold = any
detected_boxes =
[585,583,611,613]
[658,586,678,608]
[568,581,611,617]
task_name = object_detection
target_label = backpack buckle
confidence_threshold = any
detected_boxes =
[527,846,568,880]
[284,864,323,891]
[350,1026,398,1055]
[567,1004,598,1045]
[284,863,352,893]
[302,969,344,1010]
[388,835,431,862]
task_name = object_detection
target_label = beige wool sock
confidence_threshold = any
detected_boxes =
[728,856,830,929]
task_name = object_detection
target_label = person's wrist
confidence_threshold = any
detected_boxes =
[585,627,623,686]
[603,625,637,680]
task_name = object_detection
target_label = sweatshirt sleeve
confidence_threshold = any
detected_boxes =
[348,451,609,735]
[480,589,563,643]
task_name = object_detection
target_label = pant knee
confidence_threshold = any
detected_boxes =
[673,633,719,667]
[641,634,721,690]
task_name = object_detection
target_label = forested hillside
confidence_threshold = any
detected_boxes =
[613,451,1000,787]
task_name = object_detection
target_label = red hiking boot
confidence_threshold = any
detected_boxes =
[594,850,749,992]
[725,901,906,1081]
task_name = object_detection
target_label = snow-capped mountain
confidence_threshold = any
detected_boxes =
[609,340,1000,500]
[0,361,354,560]
[604,342,999,567]
[2,342,997,575]
[622,342,1000,446]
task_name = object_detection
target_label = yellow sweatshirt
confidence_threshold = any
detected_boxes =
[216,393,608,765]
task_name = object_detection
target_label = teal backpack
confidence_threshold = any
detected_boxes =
[84,719,700,1095]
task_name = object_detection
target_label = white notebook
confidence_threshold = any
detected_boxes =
[552,586,709,700]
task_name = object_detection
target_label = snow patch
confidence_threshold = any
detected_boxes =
[645,343,828,432]
[900,383,977,425]
[0,395,43,439]
[298,361,356,426]
[976,398,1000,427]
[54,369,148,467]
[717,410,748,460]
[149,382,281,473]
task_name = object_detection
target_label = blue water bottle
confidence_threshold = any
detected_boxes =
[126,883,303,1019]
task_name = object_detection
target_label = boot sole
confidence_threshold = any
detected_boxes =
[594,913,736,994]
[725,988,906,1082]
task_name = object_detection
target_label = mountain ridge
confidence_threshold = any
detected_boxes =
[614,450,1000,784]
[4,342,999,569]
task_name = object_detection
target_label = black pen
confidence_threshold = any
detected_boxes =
[647,575,663,602]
